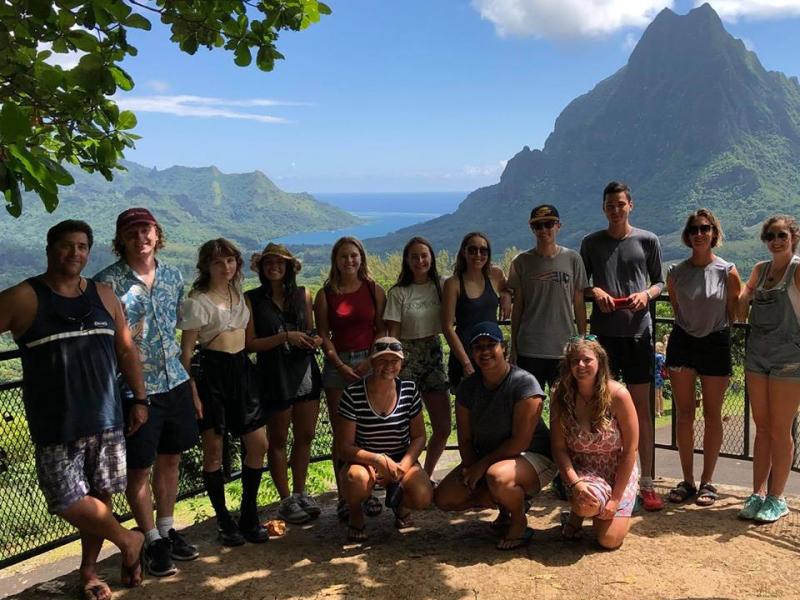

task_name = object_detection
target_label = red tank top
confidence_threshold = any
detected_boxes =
[326,281,376,352]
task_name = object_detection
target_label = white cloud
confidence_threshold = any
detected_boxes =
[622,32,639,50]
[38,43,83,69]
[114,95,310,124]
[471,0,673,39]
[146,80,170,92]
[699,0,800,21]
[461,160,508,177]
[741,37,756,51]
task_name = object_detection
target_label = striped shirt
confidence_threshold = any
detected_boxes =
[338,378,422,459]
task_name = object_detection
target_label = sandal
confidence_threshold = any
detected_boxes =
[120,529,144,588]
[393,508,414,530]
[346,524,367,542]
[363,494,383,517]
[696,483,718,507]
[668,480,697,503]
[496,527,534,551]
[560,511,583,541]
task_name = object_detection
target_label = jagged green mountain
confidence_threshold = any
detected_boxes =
[368,3,800,272]
[0,161,361,287]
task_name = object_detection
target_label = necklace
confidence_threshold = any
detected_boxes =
[208,285,233,309]
[766,261,789,284]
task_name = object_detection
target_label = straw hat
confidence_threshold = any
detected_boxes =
[250,242,302,273]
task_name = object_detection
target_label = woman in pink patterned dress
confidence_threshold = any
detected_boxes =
[550,336,639,550]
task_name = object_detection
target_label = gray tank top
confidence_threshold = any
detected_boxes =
[668,256,733,337]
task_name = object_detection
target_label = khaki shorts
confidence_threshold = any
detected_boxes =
[520,452,557,489]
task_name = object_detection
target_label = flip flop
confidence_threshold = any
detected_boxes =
[496,527,534,551]
[120,529,144,588]
[393,509,414,530]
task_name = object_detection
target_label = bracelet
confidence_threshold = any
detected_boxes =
[568,478,585,489]
[132,397,151,407]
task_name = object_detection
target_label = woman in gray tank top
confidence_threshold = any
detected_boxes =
[665,209,742,507]
[737,215,800,523]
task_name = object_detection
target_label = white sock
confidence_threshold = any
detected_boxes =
[144,528,161,546]
[156,516,174,538]
[640,476,654,490]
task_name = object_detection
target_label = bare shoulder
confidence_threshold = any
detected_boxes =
[0,280,37,335]
[490,264,506,279]
[0,280,36,307]
[442,275,458,292]
[609,380,632,405]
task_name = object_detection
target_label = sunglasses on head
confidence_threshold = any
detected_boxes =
[687,224,713,235]
[374,341,403,353]
[569,334,598,343]
[466,245,489,256]
[532,220,558,231]
[765,231,790,242]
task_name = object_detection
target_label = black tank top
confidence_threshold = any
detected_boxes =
[16,278,122,445]
[454,273,499,346]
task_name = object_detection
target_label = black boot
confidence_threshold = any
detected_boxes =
[203,470,245,546]
[239,466,269,543]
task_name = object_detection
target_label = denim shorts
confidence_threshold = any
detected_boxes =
[35,428,127,514]
[322,349,370,390]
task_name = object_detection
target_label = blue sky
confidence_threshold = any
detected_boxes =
[109,0,800,193]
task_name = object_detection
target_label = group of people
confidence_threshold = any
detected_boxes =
[1,180,798,598]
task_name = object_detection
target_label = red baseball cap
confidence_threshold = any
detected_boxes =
[116,207,157,232]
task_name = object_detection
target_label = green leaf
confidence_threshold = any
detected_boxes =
[4,180,22,217]
[109,65,134,91]
[0,103,32,142]
[319,3,332,15]
[40,157,75,186]
[67,30,99,53]
[234,44,251,67]
[117,110,137,130]
[179,35,199,54]
[125,12,152,30]
[8,145,57,193]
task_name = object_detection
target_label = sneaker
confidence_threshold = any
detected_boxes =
[218,517,246,547]
[278,495,312,524]
[296,492,321,519]
[738,493,765,520]
[753,495,789,523]
[144,538,177,577]
[167,528,199,561]
[640,488,664,511]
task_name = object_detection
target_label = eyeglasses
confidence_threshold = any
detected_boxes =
[374,341,403,353]
[765,231,790,242]
[532,220,558,231]
[687,224,713,236]
[569,334,598,342]
[466,245,489,256]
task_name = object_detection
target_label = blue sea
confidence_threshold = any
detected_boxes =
[274,192,465,245]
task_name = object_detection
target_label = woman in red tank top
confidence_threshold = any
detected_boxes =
[314,236,386,520]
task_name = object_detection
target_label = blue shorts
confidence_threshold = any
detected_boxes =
[322,349,370,390]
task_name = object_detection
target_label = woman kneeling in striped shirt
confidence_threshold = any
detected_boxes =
[338,337,434,542]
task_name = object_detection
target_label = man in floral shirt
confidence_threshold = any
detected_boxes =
[95,208,200,578]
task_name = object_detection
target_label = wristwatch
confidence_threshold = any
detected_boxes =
[132,396,151,407]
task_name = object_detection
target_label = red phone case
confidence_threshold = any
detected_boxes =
[612,296,632,309]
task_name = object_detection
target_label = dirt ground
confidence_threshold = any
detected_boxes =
[5,477,800,600]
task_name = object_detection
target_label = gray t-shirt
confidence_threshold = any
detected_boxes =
[668,256,733,337]
[508,246,588,359]
[580,227,664,337]
[456,365,551,459]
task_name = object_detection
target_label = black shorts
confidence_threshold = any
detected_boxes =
[125,380,199,469]
[597,332,653,385]
[666,325,732,377]
[196,349,267,436]
[516,356,559,391]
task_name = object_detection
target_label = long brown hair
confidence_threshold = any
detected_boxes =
[393,236,442,300]
[324,236,374,294]
[454,231,492,278]
[191,238,244,293]
[551,338,614,433]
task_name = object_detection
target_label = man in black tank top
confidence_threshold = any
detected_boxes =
[0,220,148,596]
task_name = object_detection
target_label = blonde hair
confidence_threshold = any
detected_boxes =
[655,341,665,354]
[552,339,614,433]
[324,236,374,294]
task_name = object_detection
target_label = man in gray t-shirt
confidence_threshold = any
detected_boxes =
[509,204,588,391]
[580,181,664,512]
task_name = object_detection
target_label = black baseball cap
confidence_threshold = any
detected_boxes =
[529,204,560,224]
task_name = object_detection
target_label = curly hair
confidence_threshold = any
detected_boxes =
[454,231,492,278]
[324,236,374,294]
[112,223,166,258]
[191,238,244,293]
[551,338,614,434]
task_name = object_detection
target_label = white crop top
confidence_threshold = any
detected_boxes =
[178,289,250,345]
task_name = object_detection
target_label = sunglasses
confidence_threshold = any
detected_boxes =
[687,224,713,235]
[532,220,558,231]
[569,334,598,342]
[765,231,790,242]
[374,341,403,353]
[466,245,489,256]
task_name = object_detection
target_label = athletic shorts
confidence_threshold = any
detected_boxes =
[196,349,267,436]
[597,332,653,385]
[516,356,559,392]
[322,349,370,390]
[400,336,449,393]
[124,380,199,469]
[35,428,127,514]
[666,325,732,377]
